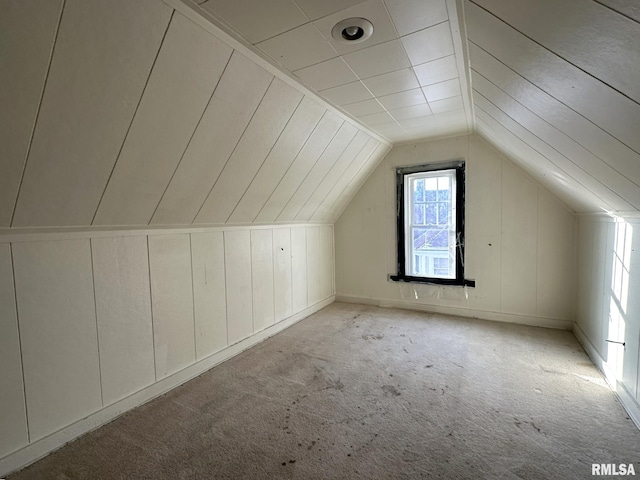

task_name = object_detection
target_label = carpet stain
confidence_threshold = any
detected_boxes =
[362,334,384,340]
[381,385,401,396]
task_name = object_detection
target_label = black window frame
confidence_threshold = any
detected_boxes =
[390,160,474,287]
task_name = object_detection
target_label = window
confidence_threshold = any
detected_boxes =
[391,160,473,287]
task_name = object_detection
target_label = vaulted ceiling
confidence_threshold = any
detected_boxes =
[194,0,640,216]
[1,0,638,229]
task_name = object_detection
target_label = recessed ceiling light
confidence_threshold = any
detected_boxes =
[331,18,374,44]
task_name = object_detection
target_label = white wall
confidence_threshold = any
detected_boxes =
[574,215,640,427]
[0,224,334,476]
[335,134,576,329]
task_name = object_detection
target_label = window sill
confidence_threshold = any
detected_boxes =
[388,274,476,288]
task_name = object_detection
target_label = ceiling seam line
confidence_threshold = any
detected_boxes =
[309,137,377,222]
[467,39,640,158]
[474,110,616,214]
[287,128,359,222]
[298,132,366,221]
[473,93,635,209]
[251,111,330,223]
[467,0,640,108]
[190,76,275,224]
[9,0,66,228]
[473,98,632,211]
[232,105,325,223]
[148,49,234,225]
[471,66,640,191]
[272,121,346,222]
[328,143,392,222]
[591,0,640,25]
[225,95,306,223]
[90,9,175,226]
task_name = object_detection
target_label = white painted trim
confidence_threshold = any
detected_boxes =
[573,323,640,431]
[335,294,572,330]
[161,0,392,147]
[0,296,335,477]
[0,223,330,244]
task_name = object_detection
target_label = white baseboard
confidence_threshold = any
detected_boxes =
[0,296,334,478]
[573,323,640,431]
[335,294,573,330]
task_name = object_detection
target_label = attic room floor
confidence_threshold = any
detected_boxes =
[9,302,640,480]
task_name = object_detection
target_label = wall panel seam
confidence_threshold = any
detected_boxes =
[146,236,158,381]
[9,243,30,443]
[88,240,104,406]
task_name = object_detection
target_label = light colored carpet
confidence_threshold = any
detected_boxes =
[9,302,640,479]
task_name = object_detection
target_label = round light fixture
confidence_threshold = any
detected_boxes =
[331,18,373,44]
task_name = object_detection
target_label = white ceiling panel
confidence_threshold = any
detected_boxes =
[343,40,411,78]
[312,0,398,54]
[200,0,307,43]
[12,0,173,228]
[429,95,463,113]
[293,57,358,91]
[474,97,634,213]
[312,138,380,221]
[278,123,358,221]
[384,0,448,36]
[358,111,395,126]
[473,72,640,210]
[228,96,326,223]
[412,55,458,86]
[342,99,385,117]
[256,23,337,71]
[362,68,420,97]
[389,103,433,121]
[296,131,371,220]
[320,81,373,105]
[475,108,615,213]
[151,52,273,225]
[292,0,368,21]
[472,0,640,103]
[400,21,454,66]
[596,0,640,22]
[255,113,344,222]
[378,88,427,110]
[93,13,232,226]
[423,78,461,102]
[327,143,392,221]
[469,42,640,189]
[0,0,63,227]
[466,1,640,155]
[194,78,303,224]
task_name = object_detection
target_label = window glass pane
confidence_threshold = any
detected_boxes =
[426,203,436,224]
[438,203,448,224]
[413,228,428,250]
[413,204,424,224]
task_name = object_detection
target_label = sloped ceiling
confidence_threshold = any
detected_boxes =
[2,0,638,230]
[193,0,640,216]
[0,0,390,229]
[465,0,640,214]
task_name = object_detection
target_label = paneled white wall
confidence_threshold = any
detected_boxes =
[0,224,334,476]
[335,134,576,328]
[575,215,640,426]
